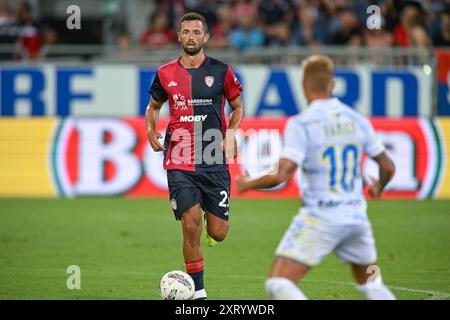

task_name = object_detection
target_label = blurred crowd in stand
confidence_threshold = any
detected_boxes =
[0,0,449,61]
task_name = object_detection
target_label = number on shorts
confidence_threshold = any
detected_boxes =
[219,190,229,208]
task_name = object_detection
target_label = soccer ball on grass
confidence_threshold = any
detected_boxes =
[159,270,195,300]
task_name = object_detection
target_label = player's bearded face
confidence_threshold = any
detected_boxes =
[179,21,209,56]
[182,39,204,56]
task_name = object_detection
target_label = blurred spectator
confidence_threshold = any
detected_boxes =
[139,11,176,49]
[291,2,328,47]
[0,4,20,60]
[320,0,350,19]
[267,21,294,47]
[432,4,450,47]
[258,0,295,45]
[116,31,134,59]
[0,4,17,42]
[232,0,258,20]
[393,3,431,47]
[378,0,400,32]
[348,0,377,27]
[329,9,363,46]
[229,9,264,51]
[0,1,57,61]
[16,1,41,60]
[192,0,219,28]
[2,0,446,59]
[158,0,187,30]
[364,18,394,48]
[41,25,57,47]
[208,3,234,49]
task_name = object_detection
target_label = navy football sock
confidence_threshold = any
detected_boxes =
[189,270,204,291]
[185,257,204,291]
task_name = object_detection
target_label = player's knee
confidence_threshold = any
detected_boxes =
[210,229,227,242]
[182,218,202,239]
[207,224,228,241]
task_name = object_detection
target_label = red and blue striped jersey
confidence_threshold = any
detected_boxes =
[149,56,243,172]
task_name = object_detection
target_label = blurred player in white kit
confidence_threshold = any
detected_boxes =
[237,55,396,300]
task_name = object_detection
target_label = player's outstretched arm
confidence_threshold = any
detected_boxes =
[367,151,395,198]
[236,158,298,193]
[145,97,165,152]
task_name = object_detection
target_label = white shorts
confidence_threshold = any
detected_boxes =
[275,211,377,267]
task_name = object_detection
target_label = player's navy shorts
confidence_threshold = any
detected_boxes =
[167,170,231,221]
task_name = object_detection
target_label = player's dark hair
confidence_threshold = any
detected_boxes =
[179,12,208,33]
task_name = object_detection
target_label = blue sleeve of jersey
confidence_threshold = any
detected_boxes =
[148,72,168,102]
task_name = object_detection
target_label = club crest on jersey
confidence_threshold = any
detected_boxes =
[205,76,214,87]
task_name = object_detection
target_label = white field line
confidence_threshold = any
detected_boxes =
[303,279,450,300]
[3,268,448,300]
[204,274,450,300]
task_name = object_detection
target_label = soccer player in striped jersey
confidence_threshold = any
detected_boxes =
[146,12,244,300]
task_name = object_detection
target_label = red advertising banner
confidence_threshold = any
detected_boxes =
[47,117,444,200]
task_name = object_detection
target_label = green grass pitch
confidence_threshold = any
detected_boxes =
[0,198,449,300]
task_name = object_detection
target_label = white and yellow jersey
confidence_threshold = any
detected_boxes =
[281,98,385,225]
